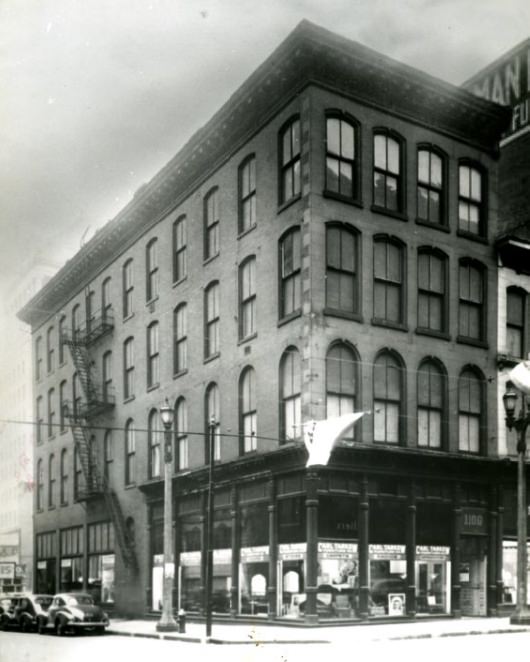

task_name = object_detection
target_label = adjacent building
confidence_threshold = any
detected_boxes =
[19,21,515,621]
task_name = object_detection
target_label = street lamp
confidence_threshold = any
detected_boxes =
[204,416,216,640]
[503,381,530,625]
[156,398,178,632]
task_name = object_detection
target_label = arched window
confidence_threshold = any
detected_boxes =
[373,351,403,444]
[373,236,405,325]
[204,188,220,260]
[35,336,43,380]
[125,419,136,485]
[417,147,446,226]
[47,388,55,439]
[240,367,257,453]
[173,215,187,283]
[59,381,67,432]
[147,322,159,388]
[279,227,301,320]
[123,337,134,399]
[373,130,404,213]
[204,281,220,359]
[36,396,43,444]
[71,304,81,341]
[102,277,112,322]
[417,249,448,334]
[458,368,484,454]
[72,373,82,418]
[458,259,486,342]
[58,315,67,365]
[458,161,486,237]
[239,257,256,340]
[146,238,159,302]
[417,359,446,449]
[85,289,95,333]
[279,116,301,205]
[102,351,112,403]
[280,347,301,443]
[103,430,113,484]
[326,343,358,441]
[60,449,68,505]
[205,383,221,462]
[238,155,256,234]
[73,446,83,501]
[326,223,359,315]
[173,303,187,375]
[175,398,188,471]
[48,454,55,508]
[46,326,54,373]
[148,409,161,479]
[122,258,134,318]
[325,113,359,200]
[506,286,527,358]
[36,459,43,511]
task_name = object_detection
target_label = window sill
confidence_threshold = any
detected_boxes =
[147,383,160,393]
[124,395,136,404]
[415,218,450,233]
[203,253,220,266]
[123,313,135,323]
[277,193,301,215]
[371,319,408,332]
[59,361,67,368]
[204,352,220,365]
[456,335,489,349]
[146,296,159,308]
[60,501,68,508]
[48,435,56,441]
[237,224,257,241]
[48,505,56,511]
[323,190,363,208]
[278,310,302,327]
[324,308,363,323]
[125,483,137,490]
[415,328,451,341]
[456,229,489,245]
[60,429,67,435]
[173,369,188,380]
[238,332,257,346]
[172,275,188,289]
[370,205,408,222]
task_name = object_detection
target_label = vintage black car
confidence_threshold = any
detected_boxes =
[37,592,109,635]
[0,594,53,632]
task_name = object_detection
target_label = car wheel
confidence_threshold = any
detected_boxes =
[20,618,29,633]
[37,619,46,635]
[56,617,68,636]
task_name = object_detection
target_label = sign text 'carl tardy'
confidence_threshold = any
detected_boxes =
[465,41,530,139]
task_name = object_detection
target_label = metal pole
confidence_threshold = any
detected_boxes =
[157,425,177,631]
[205,417,215,639]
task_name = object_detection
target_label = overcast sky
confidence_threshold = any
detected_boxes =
[1,0,528,298]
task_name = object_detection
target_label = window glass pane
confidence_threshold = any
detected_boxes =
[283,127,291,164]
[374,172,385,207]
[293,160,301,196]
[339,273,355,311]
[327,227,341,269]
[429,297,443,331]
[507,290,524,324]
[326,157,339,192]
[326,272,340,310]
[429,191,440,223]
[431,153,442,187]
[418,187,429,219]
[292,120,300,157]
[470,169,482,201]
[459,166,470,197]
[327,118,340,156]
[386,285,401,322]
[387,243,401,283]
[418,409,429,446]
[342,121,354,159]
[374,135,386,169]
[387,139,400,174]
[386,175,398,210]
[339,161,353,197]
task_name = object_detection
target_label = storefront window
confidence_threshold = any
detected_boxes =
[415,546,450,614]
[502,540,530,604]
[278,544,305,618]
[180,551,201,612]
[315,542,358,618]
[60,557,83,592]
[239,547,269,615]
[369,544,407,616]
[88,554,115,604]
[212,549,231,613]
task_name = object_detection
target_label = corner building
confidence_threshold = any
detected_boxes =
[19,21,513,622]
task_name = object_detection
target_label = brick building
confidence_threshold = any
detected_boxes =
[19,21,514,622]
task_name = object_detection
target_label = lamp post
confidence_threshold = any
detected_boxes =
[156,398,178,632]
[204,416,216,640]
[503,382,530,625]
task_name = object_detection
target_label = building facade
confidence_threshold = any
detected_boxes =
[19,22,515,621]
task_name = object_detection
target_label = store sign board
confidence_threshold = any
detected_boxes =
[240,546,269,562]
[37,561,47,570]
[416,546,450,561]
[461,508,487,536]
[279,543,306,560]
[318,542,358,559]
[0,562,15,580]
[179,551,201,566]
[369,544,406,560]
[60,558,72,568]
[213,549,232,563]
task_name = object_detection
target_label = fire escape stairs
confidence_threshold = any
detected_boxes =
[61,313,138,572]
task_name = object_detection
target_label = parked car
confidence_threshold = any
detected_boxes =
[0,594,53,632]
[37,593,109,636]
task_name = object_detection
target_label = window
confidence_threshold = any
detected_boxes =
[59,380,67,433]
[173,215,187,283]
[458,163,485,236]
[102,351,112,402]
[73,373,82,418]
[417,360,445,449]
[36,396,43,444]
[326,343,358,441]
[279,117,301,205]
[102,277,112,321]
[58,316,66,364]
[239,257,256,340]
[173,304,187,375]
[417,148,445,225]
[148,409,161,479]
[373,237,405,325]
[458,368,484,454]
[60,449,68,505]
[239,156,256,234]
[280,347,301,442]
[48,454,55,508]
[123,338,134,399]
[73,447,83,502]
[35,336,43,380]
[506,287,527,358]
[204,282,220,359]
[147,322,159,388]
[373,131,404,213]
[123,259,134,318]
[125,419,136,485]
[205,383,221,462]
[279,227,301,319]
[417,249,447,334]
[146,238,159,302]
[103,430,113,484]
[373,352,403,444]
[86,290,95,333]
[47,388,55,439]
[458,260,485,342]
[240,367,257,453]
[46,327,54,373]
[72,304,81,340]
[204,188,220,260]
[325,114,358,199]
[326,223,359,315]
[175,398,188,471]
[36,459,43,510]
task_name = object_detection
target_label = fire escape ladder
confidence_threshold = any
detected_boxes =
[62,402,101,497]
[103,489,138,572]
[69,342,99,403]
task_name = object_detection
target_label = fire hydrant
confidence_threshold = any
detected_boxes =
[177,608,186,633]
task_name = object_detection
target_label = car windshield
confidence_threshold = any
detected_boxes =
[36,597,53,609]
[65,595,94,607]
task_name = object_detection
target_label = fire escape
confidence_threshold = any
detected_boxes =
[61,309,138,572]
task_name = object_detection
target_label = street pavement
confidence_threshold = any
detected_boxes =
[106,615,530,644]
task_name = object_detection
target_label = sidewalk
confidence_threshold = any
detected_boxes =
[106,616,530,644]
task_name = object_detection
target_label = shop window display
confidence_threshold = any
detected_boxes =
[314,542,358,618]
[415,546,450,614]
[369,545,407,616]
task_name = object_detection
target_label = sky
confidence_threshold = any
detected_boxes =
[1,0,529,300]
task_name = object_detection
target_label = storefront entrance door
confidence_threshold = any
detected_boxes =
[460,537,487,616]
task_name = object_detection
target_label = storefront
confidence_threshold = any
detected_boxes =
[87,521,115,605]
[35,531,57,595]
